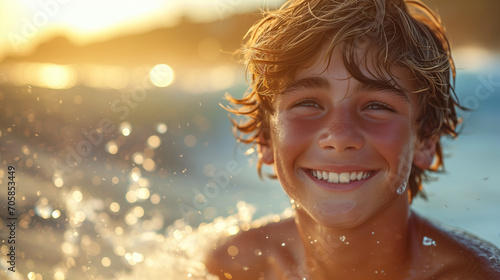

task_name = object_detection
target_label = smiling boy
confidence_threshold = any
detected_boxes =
[205,0,500,279]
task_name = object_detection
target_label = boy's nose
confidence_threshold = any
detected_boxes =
[317,109,364,152]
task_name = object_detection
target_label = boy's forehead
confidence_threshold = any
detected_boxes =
[292,42,414,90]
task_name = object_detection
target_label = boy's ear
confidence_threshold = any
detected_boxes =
[413,137,436,169]
[258,136,274,165]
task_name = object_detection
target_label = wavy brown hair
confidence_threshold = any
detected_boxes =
[224,0,464,201]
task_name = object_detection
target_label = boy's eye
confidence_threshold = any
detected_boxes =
[291,98,321,109]
[365,101,396,112]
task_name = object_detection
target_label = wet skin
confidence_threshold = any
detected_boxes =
[206,45,500,279]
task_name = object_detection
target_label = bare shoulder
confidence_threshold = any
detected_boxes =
[412,212,500,279]
[205,218,297,280]
[438,224,500,278]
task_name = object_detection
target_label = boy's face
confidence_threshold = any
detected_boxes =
[260,44,435,228]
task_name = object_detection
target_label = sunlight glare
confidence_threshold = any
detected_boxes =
[35,63,77,89]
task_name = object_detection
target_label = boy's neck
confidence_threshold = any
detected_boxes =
[293,195,414,278]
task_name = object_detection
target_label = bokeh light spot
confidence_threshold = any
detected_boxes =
[101,257,111,267]
[137,188,150,200]
[156,122,168,134]
[35,198,52,219]
[54,177,64,188]
[150,194,161,204]
[184,134,197,147]
[142,158,156,172]
[132,152,144,165]
[115,246,126,256]
[115,227,124,236]
[125,213,138,225]
[150,64,174,87]
[138,178,150,188]
[133,206,145,217]
[54,270,65,280]
[119,121,132,136]
[28,272,36,280]
[130,167,141,182]
[52,210,61,219]
[147,135,161,149]
[126,191,137,203]
[72,190,83,202]
[110,202,120,213]
[105,141,119,155]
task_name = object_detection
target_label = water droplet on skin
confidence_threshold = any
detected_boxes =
[422,236,437,246]
[397,182,407,195]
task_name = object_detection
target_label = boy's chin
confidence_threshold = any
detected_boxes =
[300,200,366,229]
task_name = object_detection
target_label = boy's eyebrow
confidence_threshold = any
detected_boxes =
[356,82,410,103]
[282,77,410,103]
[282,77,330,94]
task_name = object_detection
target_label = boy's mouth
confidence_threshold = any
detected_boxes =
[310,169,374,184]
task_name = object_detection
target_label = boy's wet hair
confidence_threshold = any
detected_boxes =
[225,0,464,201]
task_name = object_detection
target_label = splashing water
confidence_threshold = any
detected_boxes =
[120,202,277,279]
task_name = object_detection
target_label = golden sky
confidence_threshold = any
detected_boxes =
[0,0,283,60]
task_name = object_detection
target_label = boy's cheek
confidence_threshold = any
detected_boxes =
[364,121,415,172]
[271,116,321,147]
[361,115,411,136]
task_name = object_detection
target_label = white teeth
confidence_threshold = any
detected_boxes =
[328,172,339,183]
[312,169,372,184]
[339,172,350,183]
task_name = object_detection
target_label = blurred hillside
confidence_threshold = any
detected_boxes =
[0,0,498,67]
[0,13,261,68]
[425,0,499,49]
